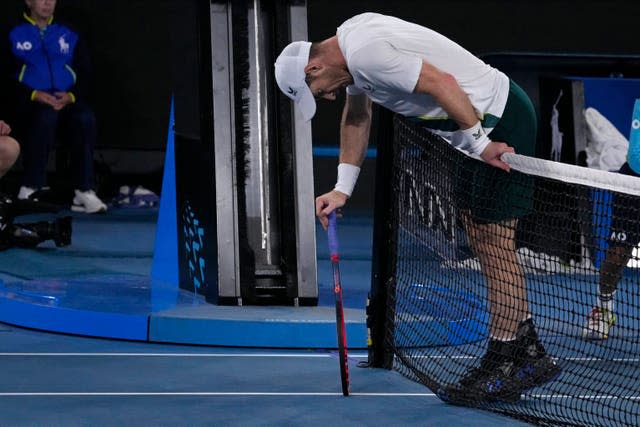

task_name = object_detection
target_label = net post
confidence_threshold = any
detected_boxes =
[368,107,397,369]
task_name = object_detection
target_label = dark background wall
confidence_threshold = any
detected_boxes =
[1,0,639,197]
[307,1,640,208]
[307,0,640,146]
[1,0,173,152]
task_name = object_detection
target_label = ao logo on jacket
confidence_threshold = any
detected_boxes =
[15,41,32,51]
[9,22,79,92]
[16,35,70,54]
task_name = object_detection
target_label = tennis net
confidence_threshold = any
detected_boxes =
[369,112,640,427]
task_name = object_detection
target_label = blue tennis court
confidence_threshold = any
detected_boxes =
[0,209,530,426]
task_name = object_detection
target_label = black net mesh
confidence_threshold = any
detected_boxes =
[379,115,640,426]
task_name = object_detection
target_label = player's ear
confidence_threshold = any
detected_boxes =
[304,63,321,75]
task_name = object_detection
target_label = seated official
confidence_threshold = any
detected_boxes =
[5,0,106,213]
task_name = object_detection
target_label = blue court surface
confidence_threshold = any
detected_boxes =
[0,208,533,426]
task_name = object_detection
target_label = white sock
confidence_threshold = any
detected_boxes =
[598,291,615,312]
[490,335,516,342]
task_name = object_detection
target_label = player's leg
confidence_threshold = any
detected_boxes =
[584,166,639,339]
[464,217,528,340]
[582,243,628,339]
[453,216,529,402]
[584,162,640,339]
[441,80,559,404]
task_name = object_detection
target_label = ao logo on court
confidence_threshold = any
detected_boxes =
[632,119,640,130]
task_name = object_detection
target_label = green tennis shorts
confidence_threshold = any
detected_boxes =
[456,80,537,223]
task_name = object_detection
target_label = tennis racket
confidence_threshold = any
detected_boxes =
[327,210,350,396]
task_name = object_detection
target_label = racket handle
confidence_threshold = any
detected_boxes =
[327,210,339,258]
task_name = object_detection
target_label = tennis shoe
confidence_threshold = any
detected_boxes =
[515,354,562,391]
[17,185,36,200]
[583,307,616,340]
[439,358,523,405]
[458,358,498,388]
[18,186,55,203]
[72,189,107,214]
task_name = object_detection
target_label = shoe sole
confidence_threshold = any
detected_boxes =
[583,331,609,340]
[583,323,615,340]
[71,205,107,214]
[439,359,563,406]
[437,385,521,406]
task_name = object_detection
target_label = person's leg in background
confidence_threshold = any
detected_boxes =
[60,101,106,213]
[584,169,640,340]
[17,104,58,199]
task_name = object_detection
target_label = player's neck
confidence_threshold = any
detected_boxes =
[317,36,347,69]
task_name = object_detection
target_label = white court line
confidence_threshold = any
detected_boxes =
[4,353,636,362]
[530,394,640,401]
[563,357,640,363]
[2,392,639,400]
[408,355,640,363]
[0,353,368,358]
[0,392,433,397]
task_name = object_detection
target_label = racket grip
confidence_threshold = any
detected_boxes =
[327,210,339,257]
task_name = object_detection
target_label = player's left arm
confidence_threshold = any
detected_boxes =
[413,60,513,172]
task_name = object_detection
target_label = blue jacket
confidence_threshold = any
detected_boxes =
[5,14,90,104]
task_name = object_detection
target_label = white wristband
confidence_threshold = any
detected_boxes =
[334,163,360,197]
[460,122,491,155]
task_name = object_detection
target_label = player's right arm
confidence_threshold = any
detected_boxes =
[315,92,372,229]
[413,60,513,172]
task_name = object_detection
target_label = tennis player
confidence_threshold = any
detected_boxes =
[275,12,560,404]
[584,101,640,340]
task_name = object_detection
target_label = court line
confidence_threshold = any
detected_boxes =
[0,392,433,397]
[530,394,640,401]
[407,355,640,363]
[1,392,639,400]
[0,352,368,358]
[3,353,635,362]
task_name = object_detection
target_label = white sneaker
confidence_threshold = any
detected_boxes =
[17,186,36,200]
[72,189,107,214]
[583,307,616,340]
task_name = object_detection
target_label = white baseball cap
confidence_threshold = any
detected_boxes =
[274,41,316,121]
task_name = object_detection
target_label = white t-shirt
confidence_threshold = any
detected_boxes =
[336,13,510,153]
